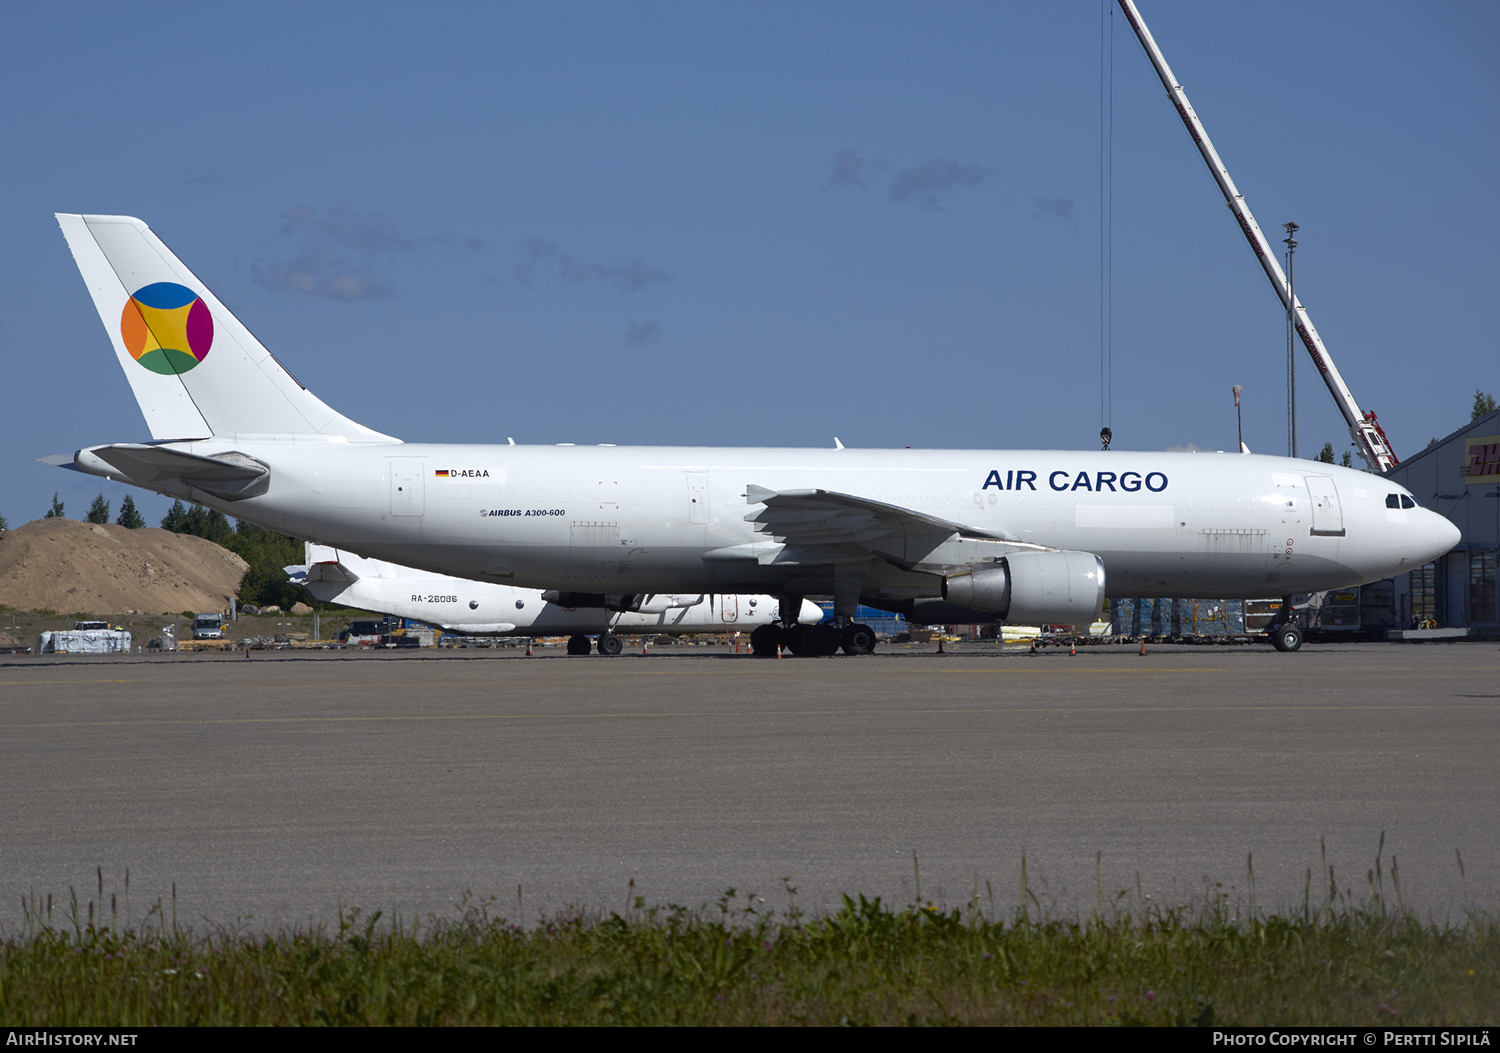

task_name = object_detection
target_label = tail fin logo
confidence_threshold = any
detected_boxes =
[120,282,214,375]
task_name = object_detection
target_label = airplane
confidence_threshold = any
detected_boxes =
[47,214,1460,654]
[285,543,824,655]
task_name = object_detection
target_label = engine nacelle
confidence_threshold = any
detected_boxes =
[540,591,705,613]
[942,550,1105,626]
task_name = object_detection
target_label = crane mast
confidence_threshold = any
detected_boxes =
[1116,0,1398,472]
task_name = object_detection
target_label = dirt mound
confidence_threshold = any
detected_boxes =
[0,518,248,615]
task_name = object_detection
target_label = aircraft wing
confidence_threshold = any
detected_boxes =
[714,484,1042,569]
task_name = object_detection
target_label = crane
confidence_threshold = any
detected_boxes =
[1117,0,1399,473]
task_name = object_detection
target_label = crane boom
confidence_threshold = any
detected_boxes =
[1116,0,1398,472]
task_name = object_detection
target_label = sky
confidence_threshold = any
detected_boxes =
[1,0,1496,528]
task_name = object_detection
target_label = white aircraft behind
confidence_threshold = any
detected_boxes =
[49,215,1460,654]
[285,543,823,655]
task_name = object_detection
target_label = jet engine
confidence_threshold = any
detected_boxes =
[942,550,1105,626]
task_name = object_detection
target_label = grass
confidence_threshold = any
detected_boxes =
[2,847,1496,1026]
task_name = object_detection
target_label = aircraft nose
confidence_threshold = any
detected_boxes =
[1420,509,1462,562]
[1435,512,1461,554]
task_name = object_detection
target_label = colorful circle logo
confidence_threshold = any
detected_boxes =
[119,282,214,375]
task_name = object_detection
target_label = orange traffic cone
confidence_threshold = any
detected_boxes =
[1029,640,1037,654]
[1139,639,1146,656]
[937,637,945,654]
[1069,642,1076,656]
[526,639,534,656]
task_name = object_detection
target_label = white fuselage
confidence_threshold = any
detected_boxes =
[126,441,1459,604]
[288,547,821,635]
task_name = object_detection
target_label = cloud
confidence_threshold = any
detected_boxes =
[514,238,670,292]
[185,167,230,186]
[825,149,866,190]
[201,278,237,312]
[252,203,487,302]
[622,320,663,346]
[889,159,990,209]
[1033,195,1074,222]
[425,230,490,256]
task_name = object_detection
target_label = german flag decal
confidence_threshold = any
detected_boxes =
[435,470,450,477]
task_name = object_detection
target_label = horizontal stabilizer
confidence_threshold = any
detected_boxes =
[35,454,85,472]
[74,443,270,501]
[304,560,360,585]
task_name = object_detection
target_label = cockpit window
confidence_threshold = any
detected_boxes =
[1400,495,1416,509]
[1386,494,1400,508]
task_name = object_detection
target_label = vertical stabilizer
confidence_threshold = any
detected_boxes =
[56,214,398,444]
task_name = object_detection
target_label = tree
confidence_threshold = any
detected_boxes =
[0,511,8,531]
[161,500,187,532]
[1317,442,1335,464]
[43,493,64,519]
[86,493,110,524]
[116,494,145,529]
[1474,390,1497,422]
[161,500,232,544]
[223,521,309,610]
[1341,450,1353,468]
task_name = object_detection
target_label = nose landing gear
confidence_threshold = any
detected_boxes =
[1270,623,1303,652]
[1267,597,1304,652]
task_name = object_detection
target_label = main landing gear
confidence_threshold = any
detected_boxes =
[596,632,624,656]
[564,633,624,656]
[749,622,877,657]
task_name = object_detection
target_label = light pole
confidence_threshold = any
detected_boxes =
[1233,384,1243,453]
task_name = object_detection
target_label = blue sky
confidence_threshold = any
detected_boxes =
[2,1,1495,527]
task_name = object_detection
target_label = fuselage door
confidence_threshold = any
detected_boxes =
[721,593,739,625]
[1305,475,1346,537]
[390,459,425,517]
[687,473,709,525]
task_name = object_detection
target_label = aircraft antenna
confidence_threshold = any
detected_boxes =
[1116,0,1398,472]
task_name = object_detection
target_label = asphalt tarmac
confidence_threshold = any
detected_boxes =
[2,641,1496,932]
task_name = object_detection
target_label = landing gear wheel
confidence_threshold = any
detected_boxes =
[810,624,843,656]
[841,623,877,655]
[596,633,624,656]
[1271,624,1303,652]
[750,624,783,656]
[785,626,812,657]
[566,634,591,656]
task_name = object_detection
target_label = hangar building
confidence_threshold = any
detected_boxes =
[1383,407,1499,634]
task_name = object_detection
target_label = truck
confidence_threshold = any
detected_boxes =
[192,613,226,640]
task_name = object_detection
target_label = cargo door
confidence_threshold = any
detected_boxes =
[389,459,425,517]
[1192,529,1270,589]
[1305,475,1346,537]
[720,594,739,626]
[566,521,619,580]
